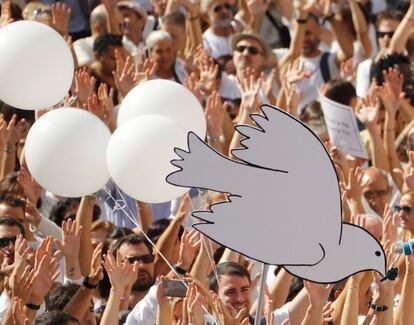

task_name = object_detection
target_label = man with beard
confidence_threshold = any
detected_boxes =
[111,234,156,306]
[203,0,237,59]
[288,12,352,112]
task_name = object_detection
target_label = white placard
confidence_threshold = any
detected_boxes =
[319,92,368,159]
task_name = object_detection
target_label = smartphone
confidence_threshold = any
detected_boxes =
[163,279,189,298]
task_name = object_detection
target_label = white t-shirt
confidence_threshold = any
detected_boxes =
[296,52,340,112]
[203,28,233,59]
[356,58,373,98]
[73,36,95,67]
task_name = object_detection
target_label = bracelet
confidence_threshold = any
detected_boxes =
[82,276,98,289]
[25,303,41,310]
[296,18,308,24]
[3,146,15,153]
[120,296,130,301]
[369,302,388,312]
[348,285,359,290]
[189,15,199,20]
[173,264,188,275]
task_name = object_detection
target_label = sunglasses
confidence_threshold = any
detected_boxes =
[0,236,17,248]
[235,45,263,56]
[394,205,412,214]
[377,31,394,39]
[213,3,231,12]
[127,254,154,264]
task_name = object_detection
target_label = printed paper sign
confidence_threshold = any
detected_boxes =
[319,92,368,159]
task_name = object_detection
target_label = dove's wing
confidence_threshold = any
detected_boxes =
[192,195,327,266]
[232,105,342,246]
[232,105,331,173]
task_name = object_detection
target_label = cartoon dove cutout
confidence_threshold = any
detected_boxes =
[166,105,386,283]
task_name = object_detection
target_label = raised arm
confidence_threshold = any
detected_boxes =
[389,0,414,54]
[394,255,414,325]
[76,196,96,276]
[154,194,189,276]
[301,282,333,325]
[348,0,372,59]
[380,70,404,191]
[340,272,365,325]
[63,243,104,320]
[356,96,391,173]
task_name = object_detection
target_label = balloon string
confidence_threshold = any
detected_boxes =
[191,188,221,295]
[103,185,217,322]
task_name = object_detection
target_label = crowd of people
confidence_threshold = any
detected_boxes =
[1,0,414,324]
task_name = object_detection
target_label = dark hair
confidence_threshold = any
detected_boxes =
[324,80,356,106]
[93,33,123,55]
[286,276,304,302]
[208,262,251,293]
[111,234,153,256]
[161,11,186,29]
[376,10,403,28]
[47,284,81,311]
[49,198,100,227]
[0,216,25,237]
[0,173,25,199]
[108,227,134,241]
[0,193,24,208]
[146,218,185,244]
[34,311,79,325]
[371,53,411,85]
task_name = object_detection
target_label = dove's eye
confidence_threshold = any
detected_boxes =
[375,251,381,257]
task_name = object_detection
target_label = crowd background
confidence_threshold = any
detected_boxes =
[1,0,414,324]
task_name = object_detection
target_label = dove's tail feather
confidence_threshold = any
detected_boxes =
[167,132,246,195]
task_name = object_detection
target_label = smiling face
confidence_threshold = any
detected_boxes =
[218,274,251,317]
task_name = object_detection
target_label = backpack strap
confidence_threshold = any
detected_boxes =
[320,52,331,83]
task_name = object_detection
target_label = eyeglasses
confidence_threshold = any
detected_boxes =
[394,205,412,214]
[377,31,394,39]
[235,45,263,56]
[33,8,52,17]
[127,254,154,264]
[213,3,231,12]
[0,236,17,248]
[363,190,388,201]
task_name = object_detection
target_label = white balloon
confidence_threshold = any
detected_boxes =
[108,114,189,203]
[25,108,111,197]
[117,79,206,137]
[0,21,74,110]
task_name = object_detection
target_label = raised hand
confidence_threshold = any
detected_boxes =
[345,167,365,202]
[8,265,35,303]
[382,68,404,100]
[340,58,357,83]
[246,0,271,17]
[51,2,71,36]
[186,282,205,325]
[379,81,400,117]
[303,281,334,308]
[382,204,398,245]
[197,58,219,96]
[284,58,311,84]
[22,199,42,227]
[395,151,414,191]
[113,55,136,97]
[60,219,82,260]
[186,72,203,103]
[206,91,225,137]
[103,250,138,293]
[30,237,61,305]
[88,243,104,286]
[212,294,248,325]
[97,83,116,131]
[356,95,380,128]
[17,167,43,205]
[178,228,201,271]
[175,0,200,19]
[72,68,96,106]
[0,1,14,28]
[135,58,157,85]
[238,68,262,113]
